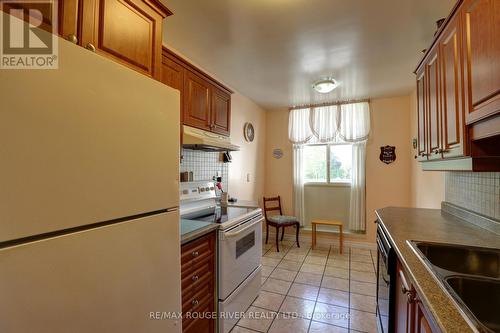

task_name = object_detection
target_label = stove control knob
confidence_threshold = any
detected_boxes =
[182,190,189,195]
[205,187,210,191]
[210,187,214,191]
[200,188,205,192]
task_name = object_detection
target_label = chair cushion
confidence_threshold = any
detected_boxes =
[267,215,298,224]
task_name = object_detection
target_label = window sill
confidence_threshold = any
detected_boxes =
[304,182,351,188]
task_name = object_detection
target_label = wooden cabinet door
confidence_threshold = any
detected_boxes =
[414,301,433,333]
[181,232,216,333]
[1,0,58,33]
[416,67,429,161]
[462,0,500,123]
[184,71,212,131]
[161,52,184,118]
[161,54,184,92]
[211,87,231,136]
[439,16,467,158]
[426,49,442,159]
[395,261,413,333]
[84,0,165,80]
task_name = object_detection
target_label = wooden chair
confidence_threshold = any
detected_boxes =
[263,196,300,252]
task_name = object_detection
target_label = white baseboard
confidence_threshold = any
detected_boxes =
[264,232,376,251]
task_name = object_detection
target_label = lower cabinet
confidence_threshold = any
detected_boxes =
[414,298,434,333]
[394,259,436,333]
[395,260,413,333]
[180,232,216,333]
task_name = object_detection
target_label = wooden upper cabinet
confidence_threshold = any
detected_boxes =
[83,0,171,80]
[426,49,441,159]
[161,52,185,92]
[2,0,172,80]
[439,15,467,158]
[184,71,212,131]
[1,0,58,34]
[59,0,87,43]
[161,48,233,136]
[462,0,500,123]
[211,87,231,136]
[414,0,499,170]
[416,68,428,161]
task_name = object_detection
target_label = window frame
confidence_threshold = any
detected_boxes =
[303,142,352,185]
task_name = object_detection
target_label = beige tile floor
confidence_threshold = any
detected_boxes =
[232,239,379,333]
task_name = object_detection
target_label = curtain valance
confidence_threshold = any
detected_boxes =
[288,101,370,144]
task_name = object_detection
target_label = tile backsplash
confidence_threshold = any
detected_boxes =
[445,172,500,221]
[180,149,229,193]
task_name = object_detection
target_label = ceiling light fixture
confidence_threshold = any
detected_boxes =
[312,77,338,94]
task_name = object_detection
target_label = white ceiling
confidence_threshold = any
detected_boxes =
[162,0,455,110]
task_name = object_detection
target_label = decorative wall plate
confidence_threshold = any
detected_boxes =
[380,145,396,164]
[244,122,255,142]
[273,148,283,159]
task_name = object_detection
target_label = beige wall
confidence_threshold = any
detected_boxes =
[264,95,414,243]
[264,108,294,214]
[409,89,445,208]
[364,95,412,242]
[228,93,267,203]
[167,47,268,204]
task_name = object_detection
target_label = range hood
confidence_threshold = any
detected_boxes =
[182,126,240,152]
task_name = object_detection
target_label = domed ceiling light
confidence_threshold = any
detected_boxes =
[312,77,338,94]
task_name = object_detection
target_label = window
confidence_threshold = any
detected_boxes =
[304,144,352,183]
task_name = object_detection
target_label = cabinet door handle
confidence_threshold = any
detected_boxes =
[191,251,199,258]
[192,275,199,282]
[436,148,449,155]
[191,299,199,306]
[399,269,410,294]
[85,43,96,53]
[66,34,78,44]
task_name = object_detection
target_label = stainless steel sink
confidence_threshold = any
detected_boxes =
[445,276,500,333]
[415,242,500,278]
[409,241,500,333]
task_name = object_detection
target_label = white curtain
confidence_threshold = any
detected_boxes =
[293,145,306,226]
[288,101,370,232]
[339,102,371,142]
[309,105,339,142]
[288,101,370,144]
[349,142,366,232]
[288,108,313,144]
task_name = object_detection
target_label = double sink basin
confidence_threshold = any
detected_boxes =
[409,241,500,333]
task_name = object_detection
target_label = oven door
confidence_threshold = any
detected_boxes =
[376,228,392,333]
[218,215,263,300]
[377,248,391,333]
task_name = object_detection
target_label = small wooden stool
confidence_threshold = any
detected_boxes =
[311,220,343,253]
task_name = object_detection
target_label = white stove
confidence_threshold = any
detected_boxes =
[180,181,263,333]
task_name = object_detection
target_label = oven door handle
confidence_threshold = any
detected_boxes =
[224,217,263,238]
[376,237,387,259]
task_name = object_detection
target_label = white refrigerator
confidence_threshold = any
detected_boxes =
[0,32,182,332]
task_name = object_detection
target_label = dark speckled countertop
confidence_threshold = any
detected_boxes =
[375,207,500,333]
